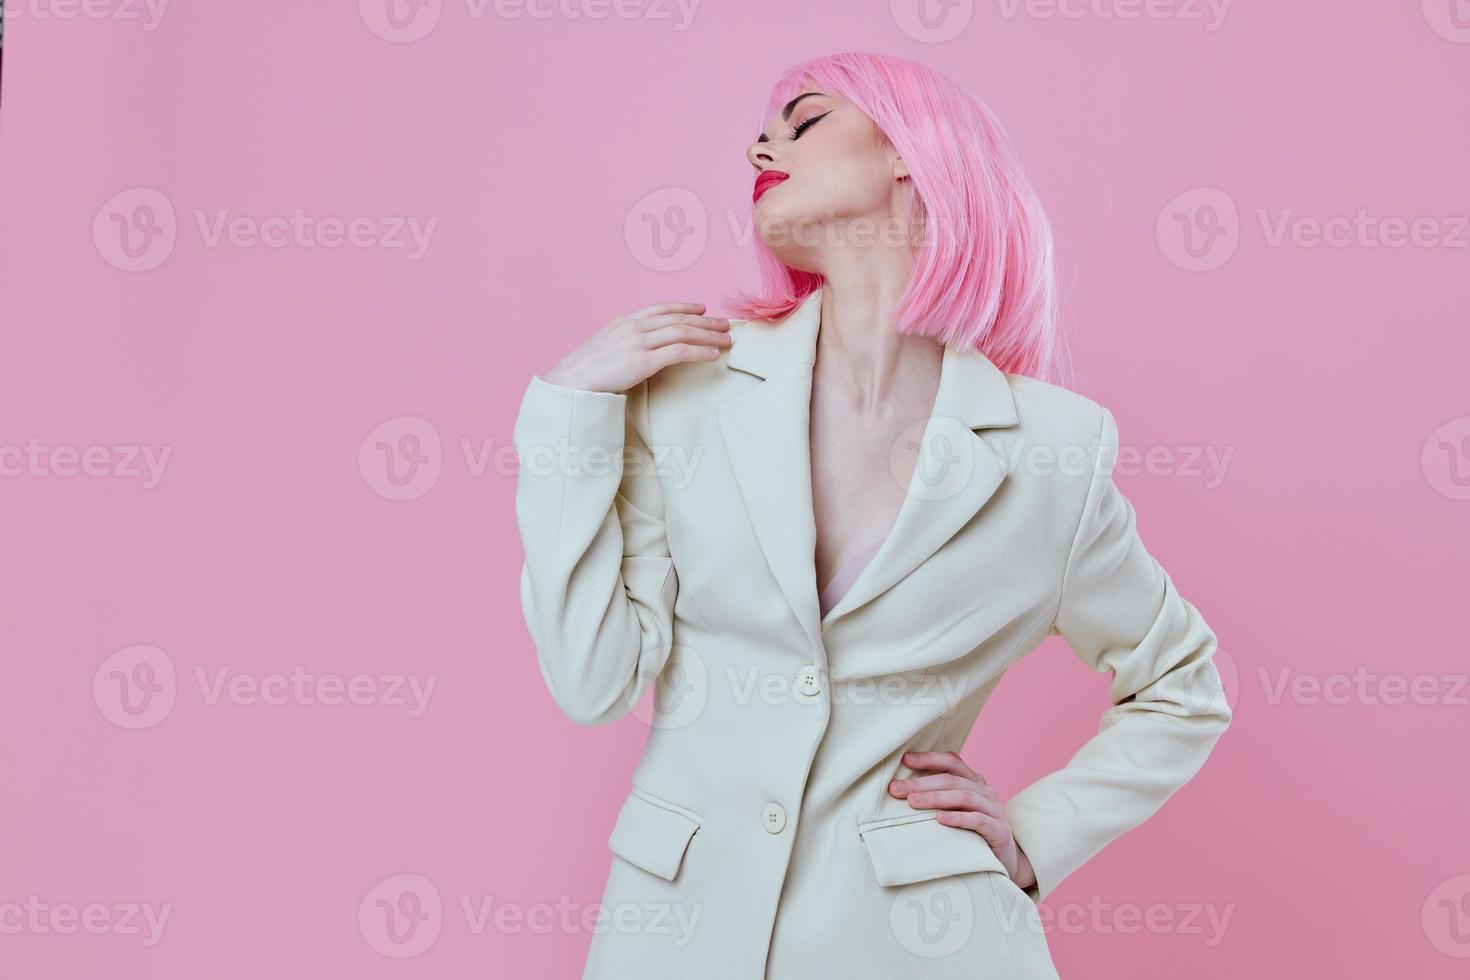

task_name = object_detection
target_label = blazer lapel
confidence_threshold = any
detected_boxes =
[716,290,1021,643]
[717,291,826,645]
[820,342,1019,627]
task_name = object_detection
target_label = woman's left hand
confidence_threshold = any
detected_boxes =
[889,750,1037,892]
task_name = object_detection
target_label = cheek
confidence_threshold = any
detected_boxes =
[808,155,894,214]
[771,153,892,222]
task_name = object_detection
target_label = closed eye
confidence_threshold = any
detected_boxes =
[790,111,831,140]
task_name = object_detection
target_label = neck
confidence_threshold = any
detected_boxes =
[811,247,941,414]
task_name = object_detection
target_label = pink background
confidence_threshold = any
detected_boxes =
[2,1,1468,976]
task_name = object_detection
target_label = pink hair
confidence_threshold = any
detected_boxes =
[719,51,1067,383]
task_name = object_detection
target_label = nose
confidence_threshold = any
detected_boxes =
[747,140,776,171]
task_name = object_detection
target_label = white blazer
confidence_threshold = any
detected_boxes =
[512,289,1232,979]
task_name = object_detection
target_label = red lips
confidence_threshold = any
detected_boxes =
[753,170,790,203]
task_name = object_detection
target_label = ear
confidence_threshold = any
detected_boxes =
[894,156,910,181]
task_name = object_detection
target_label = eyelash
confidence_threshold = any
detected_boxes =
[789,111,829,140]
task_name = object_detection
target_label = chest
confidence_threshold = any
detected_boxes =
[655,362,1071,654]
[808,382,933,593]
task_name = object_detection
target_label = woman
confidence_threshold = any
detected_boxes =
[512,51,1231,979]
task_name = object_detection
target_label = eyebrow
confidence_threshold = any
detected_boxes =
[755,91,827,142]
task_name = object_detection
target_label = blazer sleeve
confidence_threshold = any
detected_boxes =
[512,373,679,727]
[1002,405,1233,903]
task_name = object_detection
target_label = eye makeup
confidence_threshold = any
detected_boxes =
[790,110,831,140]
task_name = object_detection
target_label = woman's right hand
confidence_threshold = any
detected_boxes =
[540,302,732,394]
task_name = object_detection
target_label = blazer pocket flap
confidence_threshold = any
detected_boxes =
[608,788,701,882]
[857,812,1007,887]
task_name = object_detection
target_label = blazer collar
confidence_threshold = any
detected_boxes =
[717,288,1020,651]
[726,289,1019,430]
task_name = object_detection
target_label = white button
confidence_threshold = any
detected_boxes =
[761,802,787,834]
[796,665,822,698]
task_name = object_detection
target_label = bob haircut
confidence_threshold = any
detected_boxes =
[722,51,1066,383]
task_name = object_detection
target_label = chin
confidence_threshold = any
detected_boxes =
[756,199,833,252]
